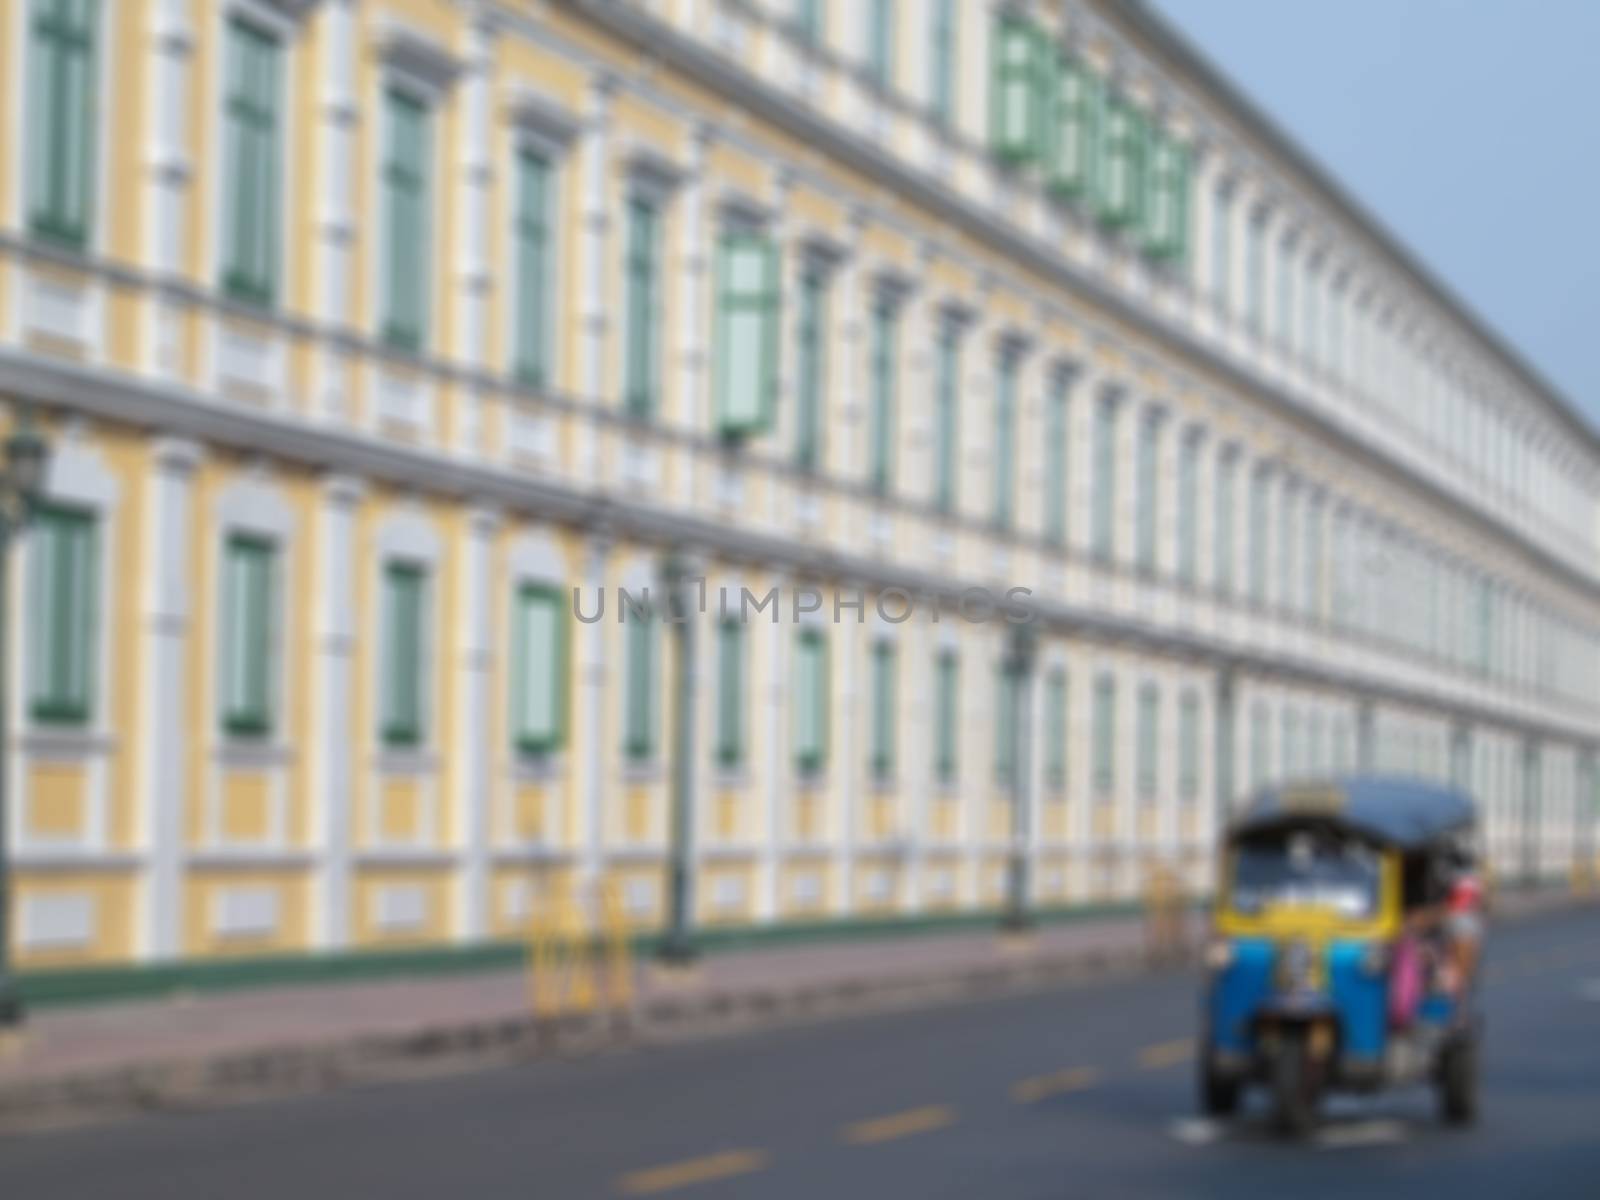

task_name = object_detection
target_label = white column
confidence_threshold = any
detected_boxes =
[140,437,202,960]
[759,568,789,921]
[577,533,611,885]
[834,586,861,915]
[456,507,499,940]
[313,474,363,949]
[312,0,358,421]
[453,12,496,453]
[142,0,195,377]
[674,123,713,503]
[576,74,618,481]
[831,208,869,482]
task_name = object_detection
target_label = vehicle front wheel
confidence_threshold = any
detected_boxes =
[1199,1058,1240,1116]
[1270,1034,1319,1137]
[1439,1035,1479,1126]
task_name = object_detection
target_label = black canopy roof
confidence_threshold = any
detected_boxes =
[1229,775,1476,850]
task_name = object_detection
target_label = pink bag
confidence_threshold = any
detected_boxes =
[1389,934,1423,1028]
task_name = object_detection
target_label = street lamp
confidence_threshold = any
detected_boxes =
[0,405,51,1027]
[1001,620,1037,933]
[657,549,699,966]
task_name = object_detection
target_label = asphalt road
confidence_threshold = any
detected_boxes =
[2,906,1597,1199]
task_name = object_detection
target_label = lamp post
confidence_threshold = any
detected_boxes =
[1001,620,1037,933]
[0,406,50,1027]
[657,549,699,966]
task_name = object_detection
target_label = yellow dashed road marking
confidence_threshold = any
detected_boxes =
[841,1104,956,1145]
[1012,1065,1101,1103]
[1138,1038,1195,1069]
[616,1149,769,1195]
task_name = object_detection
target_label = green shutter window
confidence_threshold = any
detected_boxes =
[934,649,959,784]
[868,298,897,492]
[870,639,895,782]
[381,87,431,351]
[1141,131,1189,261]
[1282,709,1300,777]
[1210,186,1232,309]
[928,0,956,125]
[1044,369,1069,544]
[795,266,826,469]
[29,505,96,725]
[1176,432,1198,585]
[1250,701,1270,792]
[624,197,661,419]
[1214,452,1235,596]
[381,562,427,747]
[1249,468,1269,606]
[794,628,828,775]
[1092,395,1116,561]
[795,0,822,43]
[514,149,553,387]
[1278,485,1296,612]
[714,620,743,767]
[1135,413,1157,572]
[934,325,959,512]
[1276,238,1295,348]
[715,233,780,437]
[866,0,894,89]
[1302,260,1320,366]
[513,583,566,755]
[221,534,275,736]
[1244,214,1265,333]
[624,613,656,762]
[1092,673,1116,795]
[990,17,1042,163]
[220,17,280,306]
[1215,693,1235,814]
[995,659,1018,785]
[1304,498,1323,621]
[1178,690,1200,801]
[1044,54,1095,197]
[993,350,1017,528]
[1045,668,1068,788]
[1137,683,1159,798]
[1308,712,1325,774]
[27,0,98,249]
[1094,94,1141,227]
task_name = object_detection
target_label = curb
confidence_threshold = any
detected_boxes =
[0,941,1178,1135]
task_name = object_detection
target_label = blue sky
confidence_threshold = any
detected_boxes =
[1148,0,1599,428]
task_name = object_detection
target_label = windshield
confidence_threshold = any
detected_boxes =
[1230,831,1382,919]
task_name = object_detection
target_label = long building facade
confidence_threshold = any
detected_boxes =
[1,0,1597,968]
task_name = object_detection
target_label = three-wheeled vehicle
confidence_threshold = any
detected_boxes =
[1199,777,1482,1135]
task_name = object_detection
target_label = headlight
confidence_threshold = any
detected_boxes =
[1204,939,1235,971]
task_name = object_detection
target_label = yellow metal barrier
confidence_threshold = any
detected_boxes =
[1142,863,1188,963]
[528,878,635,1020]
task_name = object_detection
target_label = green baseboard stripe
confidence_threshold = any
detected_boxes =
[16,900,1154,1012]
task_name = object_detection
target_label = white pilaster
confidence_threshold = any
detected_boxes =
[313,473,363,949]
[577,533,611,885]
[457,506,500,940]
[453,11,497,453]
[140,437,202,960]
[576,74,617,482]
[142,0,195,377]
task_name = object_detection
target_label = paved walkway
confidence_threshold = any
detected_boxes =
[0,914,1161,1089]
[0,886,1578,1098]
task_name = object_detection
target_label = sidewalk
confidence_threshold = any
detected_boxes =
[0,887,1584,1133]
[0,912,1167,1130]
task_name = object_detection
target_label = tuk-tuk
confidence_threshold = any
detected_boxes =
[1200,776,1482,1135]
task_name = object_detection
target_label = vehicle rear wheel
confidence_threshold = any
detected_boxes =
[1270,1033,1319,1138]
[1439,1034,1479,1126]
[1199,1059,1240,1117]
